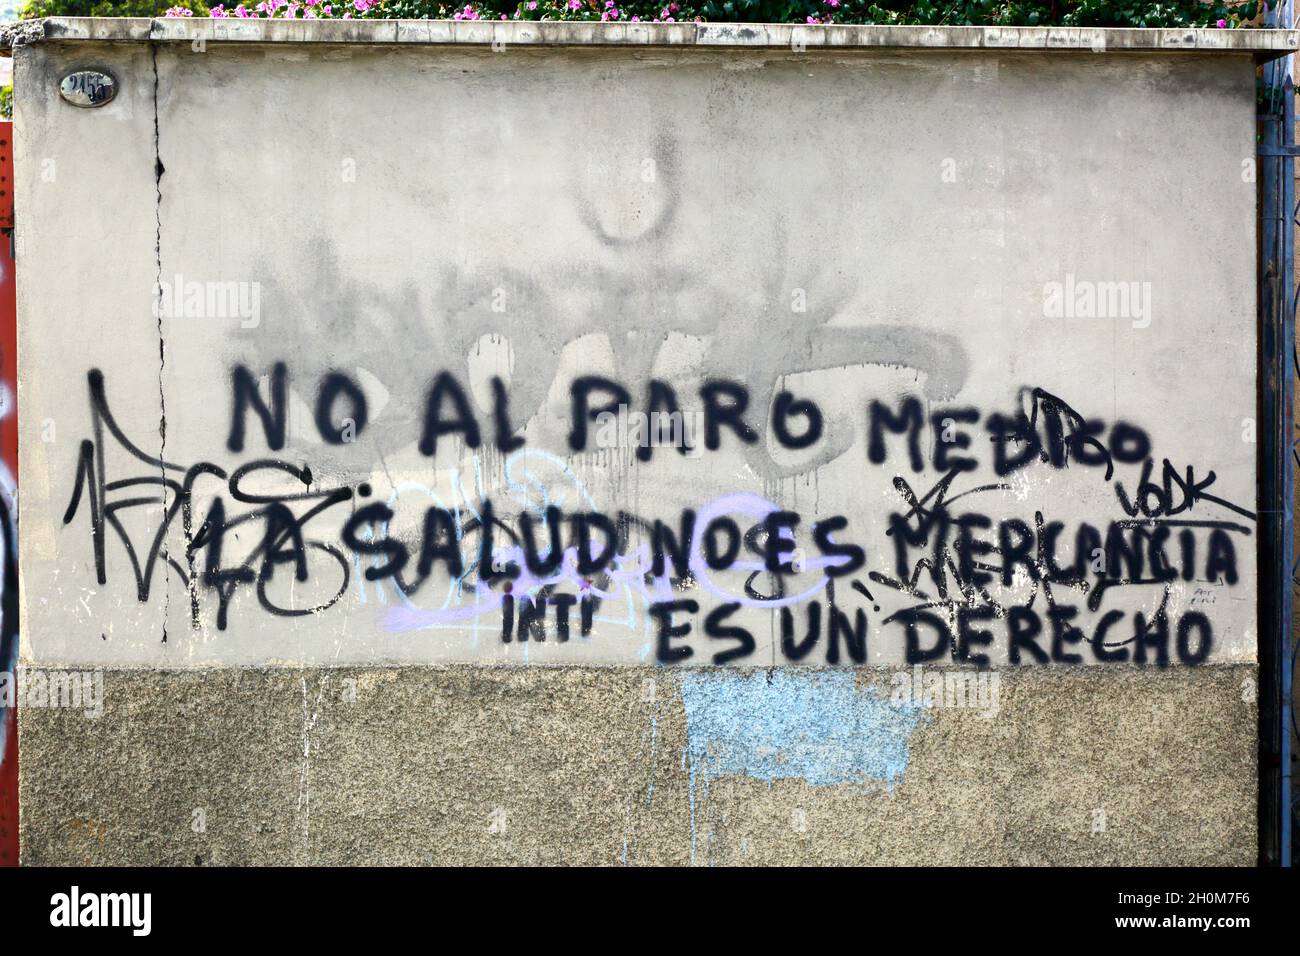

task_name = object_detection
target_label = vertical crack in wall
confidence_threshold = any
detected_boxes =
[294,677,328,865]
[152,44,169,645]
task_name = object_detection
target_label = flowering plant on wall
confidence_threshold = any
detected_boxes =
[165,0,369,15]
[186,0,705,19]
[154,0,1257,26]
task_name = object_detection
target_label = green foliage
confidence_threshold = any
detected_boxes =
[0,84,11,121]
[358,0,1257,25]
[19,0,206,16]
[16,0,1261,28]
[355,0,435,14]
[694,0,1254,28]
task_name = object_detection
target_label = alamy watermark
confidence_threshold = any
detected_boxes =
[1042,273,1152,329]
[890,665,1000,718]
[153,272,261,328]
[594,404,704,457]
[50,886,150,936]
[0,667,104,719]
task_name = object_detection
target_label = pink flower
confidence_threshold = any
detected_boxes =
[527,1,536,8]
[567,0,581,8]
[233,3,250,15]
[353,0,371,11]
[163,5,193,15]
[209,3,227,14]
[1216,18,1227,27]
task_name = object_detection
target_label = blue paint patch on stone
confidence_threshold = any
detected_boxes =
[678,669,926,790]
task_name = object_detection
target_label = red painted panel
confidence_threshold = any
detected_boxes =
[0,119,19,867]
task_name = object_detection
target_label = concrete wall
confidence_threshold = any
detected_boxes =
[11,21,1283,864]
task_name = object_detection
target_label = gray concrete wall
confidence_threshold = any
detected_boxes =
[11,22,1279,864]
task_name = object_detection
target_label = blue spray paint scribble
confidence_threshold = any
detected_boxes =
[678,670,927,861]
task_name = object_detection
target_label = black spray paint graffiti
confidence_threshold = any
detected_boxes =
[62,367,1253,664]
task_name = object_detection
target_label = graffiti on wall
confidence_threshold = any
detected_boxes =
[60,358,1253,667]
